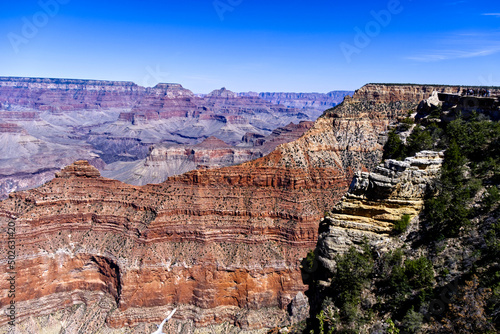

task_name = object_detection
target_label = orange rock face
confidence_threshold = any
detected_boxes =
[0,84,443,332]
[55,160,102,179]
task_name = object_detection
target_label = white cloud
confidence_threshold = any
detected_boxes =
[406,30,500,62]
[408,47,500,62]
[482,13,500,17]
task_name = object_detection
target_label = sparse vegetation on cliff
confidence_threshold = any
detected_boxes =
[303,108,500,333]
[383,123,443,160]
[393,214,411,235]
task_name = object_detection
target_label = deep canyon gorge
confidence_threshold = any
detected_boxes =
[1,80,499,333]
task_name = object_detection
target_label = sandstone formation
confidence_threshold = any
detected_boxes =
[317,151,444,274]
[0,159,321,333]
[0,83,462,332]
[55,160,102,178]
[102,121,314,186]
[102,136,260,185]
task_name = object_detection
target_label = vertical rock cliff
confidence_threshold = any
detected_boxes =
[317,150,444,274]
[0,83,450,333]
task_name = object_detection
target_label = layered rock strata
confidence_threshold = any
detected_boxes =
[251,121,315,155]
[0,84,453,332]
[0,77,143,111]
[102,121,314,186]
[0,77,322,199]
[92,85,313,148]
[102,136,261,185]
[317,150,444,273]
[242,91,354,115]
[351,84,461,104]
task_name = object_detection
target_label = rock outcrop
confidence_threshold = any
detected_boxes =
[255,121,315,155]
[417,91,443,113]
[102,121,315,186]
[434,91,500,121]
[0,83,458,332]
[206,87,237,98]
[55,160,102,179]
[317,151,444,273]
[350,84,462,104]
[102,137,261,185]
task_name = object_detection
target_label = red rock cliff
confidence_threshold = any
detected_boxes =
[0,83,450,333]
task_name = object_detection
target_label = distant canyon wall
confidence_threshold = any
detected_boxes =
[240,91,354,115]
[0,77,331,200]
[102,121,315,186]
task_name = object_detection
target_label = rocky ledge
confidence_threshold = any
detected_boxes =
[317,151,444,273]
[55,160,102,179]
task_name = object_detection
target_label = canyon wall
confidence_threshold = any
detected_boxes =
[0,83,456,332]
[0,76,145,110]
[241,91,354,116]
[0,77,324,200]
[102,121,314,186]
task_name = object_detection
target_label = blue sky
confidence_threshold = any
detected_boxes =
[0,0,499,93]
